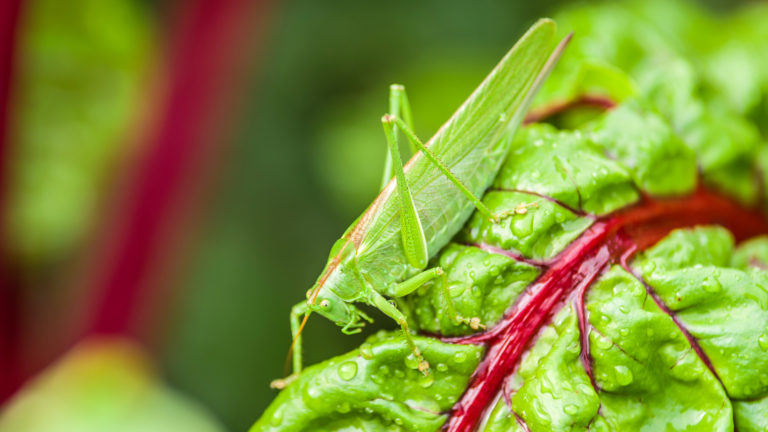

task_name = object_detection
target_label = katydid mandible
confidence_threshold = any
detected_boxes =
[275,20,570,387]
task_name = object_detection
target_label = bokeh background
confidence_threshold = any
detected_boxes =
[0,0,758,431]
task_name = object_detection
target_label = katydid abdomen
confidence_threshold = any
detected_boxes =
[278,19,571,384]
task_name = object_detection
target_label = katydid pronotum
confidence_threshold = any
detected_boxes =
[273,20,570,389]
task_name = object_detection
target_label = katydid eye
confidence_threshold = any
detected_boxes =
[319,299,330,308]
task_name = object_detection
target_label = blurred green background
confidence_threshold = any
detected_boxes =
[1,0,760,431]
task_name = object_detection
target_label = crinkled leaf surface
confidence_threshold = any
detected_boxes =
[253,333,483,431]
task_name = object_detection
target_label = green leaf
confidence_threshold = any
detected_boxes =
[493,124,639,215]
[252,333,483,432]
[406,244,540,336]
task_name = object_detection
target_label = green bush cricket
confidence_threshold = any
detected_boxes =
[274,19,571,388]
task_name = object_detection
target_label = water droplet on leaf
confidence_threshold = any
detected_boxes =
[419,374,435,388]
[405,353,420,370]
[336,402,351,413]
[614,365,634,386]
[338,361,358,381]
[703,276,722,293]
[759,334,768,351]
[360,343,374,359]
[270,409,283,426]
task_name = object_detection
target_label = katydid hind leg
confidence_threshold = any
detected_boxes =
[379,84,416,190]
[436,269,485,330]
[387,115,504,223]
[394,267,485,330]
[382,115,429,270]
[368,290,431,374]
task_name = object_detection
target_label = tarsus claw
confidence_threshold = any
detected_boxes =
[270,374,298,390]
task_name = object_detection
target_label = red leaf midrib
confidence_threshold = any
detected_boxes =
[443,187,768,432]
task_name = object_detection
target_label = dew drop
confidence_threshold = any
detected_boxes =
[511,217,534,238]
[453,352,468,364]
[702,276,722,293]
[360,343,374,359]
[419,374,435,388]
[564,404,579,415]
[404,353,420,370]
[614,365,634,386]
[336,402,351,413]
[448,283,465,298]
[270,408,283,426]
[436,363,449,372]
[595,335,612,350]
[758,334,768,351]
[394,369,405,378]
[338,361,358,381]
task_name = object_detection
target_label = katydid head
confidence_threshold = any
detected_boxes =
[309,290,371,334]
[289,237,371,366]
[306,238,370,327]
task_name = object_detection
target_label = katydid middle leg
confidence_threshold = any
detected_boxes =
[368,267,486,374]
[368,289,431,374]
[393,268,485,331]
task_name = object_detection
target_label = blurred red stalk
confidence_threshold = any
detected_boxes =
[87,0,266,336]
[0,0,22,402]
[1,0,270,401]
